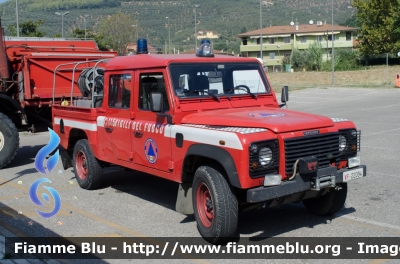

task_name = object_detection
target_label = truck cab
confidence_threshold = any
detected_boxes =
[53,40,366,244]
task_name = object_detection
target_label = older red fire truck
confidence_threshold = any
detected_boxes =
[52,40,366,244]
[0,22,116,169]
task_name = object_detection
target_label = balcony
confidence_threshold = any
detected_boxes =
[296,41,353,50]
[240,43,293,52]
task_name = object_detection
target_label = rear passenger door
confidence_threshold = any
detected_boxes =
[102,73,133,162]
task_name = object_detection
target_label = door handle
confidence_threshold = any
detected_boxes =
[105,127,113,133]
[134,131,143,138]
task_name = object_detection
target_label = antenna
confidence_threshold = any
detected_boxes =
[290,21,294,26]
[309,20,314,25]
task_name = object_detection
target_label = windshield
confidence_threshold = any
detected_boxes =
[169,62,270,98]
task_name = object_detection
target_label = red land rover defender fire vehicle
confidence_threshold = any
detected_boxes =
[53,40,366,244]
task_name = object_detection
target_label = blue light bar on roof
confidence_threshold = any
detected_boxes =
[137,38,148,54]
[196,39,214,57]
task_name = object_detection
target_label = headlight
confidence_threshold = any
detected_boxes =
[339,135,347,151]
[259,147,273,166]
[339,129,360,159]
[248,140,279,178]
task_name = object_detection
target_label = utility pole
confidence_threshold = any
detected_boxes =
[194,4,199,49]
[259,0,262,61]
[260,1,273,63]
[331,0,335,85]
[132,24,139,41]
[16,0,19,37]
[166,17,170,54]
[84,14,89,40]
[55,11,69,38]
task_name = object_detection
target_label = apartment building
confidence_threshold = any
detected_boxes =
[237,22,357,72]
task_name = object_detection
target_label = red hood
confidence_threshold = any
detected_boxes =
[180,107,334,133]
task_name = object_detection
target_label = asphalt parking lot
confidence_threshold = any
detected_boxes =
[1,87,400,264]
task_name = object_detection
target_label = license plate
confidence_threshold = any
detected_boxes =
[343,168,364,182]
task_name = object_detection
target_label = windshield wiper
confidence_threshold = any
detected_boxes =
[184,90,220,102]
[226,85,257,99]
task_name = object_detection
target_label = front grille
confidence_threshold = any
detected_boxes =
[284,133,340,175]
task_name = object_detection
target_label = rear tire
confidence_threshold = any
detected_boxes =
[192,165,238,244]
[302,183,348,216]
[73,139,102,190]
[0,113,19,169]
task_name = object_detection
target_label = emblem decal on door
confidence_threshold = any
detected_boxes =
[144,138,158,164]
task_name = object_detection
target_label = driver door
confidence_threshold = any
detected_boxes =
[132,71,172,172]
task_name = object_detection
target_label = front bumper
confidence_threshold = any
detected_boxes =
[246,165,366,203]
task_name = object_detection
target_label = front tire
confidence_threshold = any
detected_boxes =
[302,183,348,216]
[192,165,238,244]
[0,113,19,169]
[73,139,102,190]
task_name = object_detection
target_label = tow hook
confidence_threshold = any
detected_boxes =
[311,175,336,191]
[27,124,36,133]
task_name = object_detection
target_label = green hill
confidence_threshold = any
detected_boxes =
[0,0,354,53]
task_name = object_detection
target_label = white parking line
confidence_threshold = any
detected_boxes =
[363,127,400,136]
[334,102,400,114]
[338,214,400,233]
[367,171,400,178]
[362,146,400,152]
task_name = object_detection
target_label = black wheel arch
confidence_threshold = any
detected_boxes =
[59,128,89,170]
[0,94,27,127]
[182,144,241,188]
[68,128,88,151]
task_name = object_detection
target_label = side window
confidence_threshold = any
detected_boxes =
[269,52,275,59]
[108,74,131,109]
[139,73,170,111]
[328,35,336,41]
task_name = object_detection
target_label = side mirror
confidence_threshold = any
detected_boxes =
[279,86,289,108]
[281,86,289,103]
[150,92,163,112]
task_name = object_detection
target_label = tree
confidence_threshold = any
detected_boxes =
[96,13,138,55]
[71,28,86,39]
[308,42,323,71]
[353,0,400,55]
[71,28,108,51]
[290,49,309,70]
[8,19,46,37]
[340,15,357,27]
